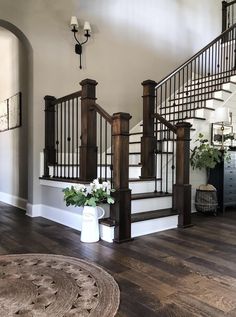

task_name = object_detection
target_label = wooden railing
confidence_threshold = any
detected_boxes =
[222,1,236,32]
[141,80,192,227]
[43,79,132,242]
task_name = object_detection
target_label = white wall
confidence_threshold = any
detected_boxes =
[0,28,28,201]
[0,0,222,206]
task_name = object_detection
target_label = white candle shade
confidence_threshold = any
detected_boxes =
[70,16,79,29]
[84,21,91,32]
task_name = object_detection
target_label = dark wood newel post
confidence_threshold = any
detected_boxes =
[222,1,227,33]
[110,112,132,243]
[79,79,98,181]
[141,80,157,179]
[173,122,192,228]
[43,95,56,177]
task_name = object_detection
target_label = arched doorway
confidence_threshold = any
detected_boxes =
[0,20,33,209]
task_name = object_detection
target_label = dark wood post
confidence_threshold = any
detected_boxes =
[140,80,157,179]
[43,95,56,177]
[222,1,228,33]
[79,79,98,181]
[110,112,132,243]
[173,122,192,228]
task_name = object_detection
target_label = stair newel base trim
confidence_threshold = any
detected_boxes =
[173,122,192,227]
[173,184,192,228]
[111,112,132,243]
[79,79,98,181]
[43,95,56,178]
[141,80,157,179]
[111,189,132,243]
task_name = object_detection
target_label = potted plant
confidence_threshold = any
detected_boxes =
[190,133,228,214]
[63,179,115,242]
[190,133,223,180]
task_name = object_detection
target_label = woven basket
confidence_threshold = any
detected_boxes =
[195,189,218,214]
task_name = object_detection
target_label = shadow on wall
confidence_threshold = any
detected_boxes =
[0,20,33,205]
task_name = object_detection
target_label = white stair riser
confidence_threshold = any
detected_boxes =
[131,215,178,238]
[195,108,214,118]
[205,99,223,108]
[222,82,236,91]
[129,181,156,194]
[100,215,178,242]
[106,155,141,165]
[129,134,142,143]
[213,90,231,100]
[131,196,172,213]
[129,143,141,152]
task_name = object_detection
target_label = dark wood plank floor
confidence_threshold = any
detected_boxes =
[1,202,236,316]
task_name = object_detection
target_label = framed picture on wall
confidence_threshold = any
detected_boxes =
[0,92,21,133]
[0,100,8,132]
[211,123,234,147]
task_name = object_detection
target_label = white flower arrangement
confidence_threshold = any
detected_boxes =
[63,179,115,207]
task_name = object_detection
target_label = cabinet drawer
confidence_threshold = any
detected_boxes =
[224,187,236,196]
[224,174,236,184]
[224,196,236,205]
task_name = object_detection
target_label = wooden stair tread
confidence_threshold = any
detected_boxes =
[131,192,172,200]
[131,208,177,223]
[168,97,223,106]
[177,88,232,96]
[129,177,162,182]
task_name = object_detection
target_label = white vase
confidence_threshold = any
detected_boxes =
[81,206,105,243]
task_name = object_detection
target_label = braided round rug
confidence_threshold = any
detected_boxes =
[0,254,120,317]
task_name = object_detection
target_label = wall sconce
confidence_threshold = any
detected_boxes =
[70,16,91,69]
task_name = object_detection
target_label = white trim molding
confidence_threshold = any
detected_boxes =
[26,203,83,231]
[0,192,27,210]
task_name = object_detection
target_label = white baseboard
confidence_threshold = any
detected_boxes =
[26,203,83,231]
[27,203,115,243]
[0,192,27,210]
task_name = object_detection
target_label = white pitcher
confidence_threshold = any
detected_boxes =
[81,206,105,243]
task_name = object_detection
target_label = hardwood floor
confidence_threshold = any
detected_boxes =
[1,202,236,316]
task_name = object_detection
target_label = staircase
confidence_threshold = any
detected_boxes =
[41,17,236,243]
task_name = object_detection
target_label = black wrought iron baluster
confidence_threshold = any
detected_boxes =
[165,133,169,194]
[64,101,67,178]
[55,103,58,178]
[160,122,163,193]
[72,98,75,179]
[181,69,184,121]
[110,124,113,186]
[76,97,79,179]
[59,103,64,177]
[105,120,108,181]
[100,115,102,180]
[171,131,175,189]
[68,100,71,178]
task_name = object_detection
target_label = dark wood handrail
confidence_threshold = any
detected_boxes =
[225,0,236,7]
[155,22,236,89]
[94,103,112,124]
[52,90,82,105]
[153,113,177,134]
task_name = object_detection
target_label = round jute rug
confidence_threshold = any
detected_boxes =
[0,254,120,317]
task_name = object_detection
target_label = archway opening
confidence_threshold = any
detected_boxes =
[0,21,33,209]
